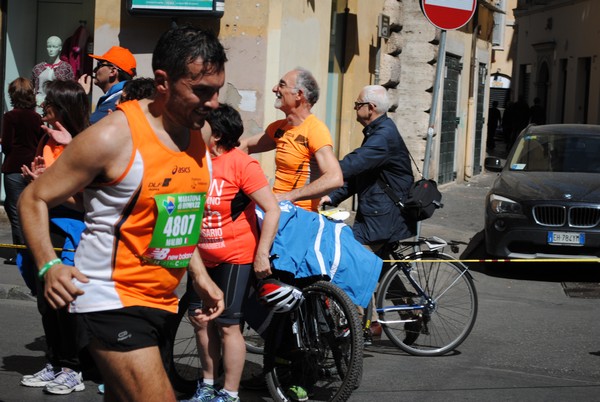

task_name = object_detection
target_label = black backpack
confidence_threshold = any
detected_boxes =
[377,177,443,222]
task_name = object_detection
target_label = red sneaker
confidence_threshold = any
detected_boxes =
[370,322,382,337]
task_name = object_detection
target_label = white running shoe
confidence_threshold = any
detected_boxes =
[43,368,85,395]
[20,363,57,387]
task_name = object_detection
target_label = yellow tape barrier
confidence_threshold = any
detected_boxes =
[0,243,74,253]
[384,258,600,263]
[1,243,598,263]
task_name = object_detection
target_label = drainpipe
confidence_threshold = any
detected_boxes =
[375,46,380,85]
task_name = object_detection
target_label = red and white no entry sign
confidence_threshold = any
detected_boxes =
[421,0,477,30]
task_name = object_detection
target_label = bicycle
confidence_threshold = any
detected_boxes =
[169,269,363,401]
[261,275,363,402]
[367,236,478,356]
[317,207,477,356]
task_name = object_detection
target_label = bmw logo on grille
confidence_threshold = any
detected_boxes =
[563,193,572,199]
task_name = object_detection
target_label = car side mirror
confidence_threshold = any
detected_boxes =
[484,156,503,172]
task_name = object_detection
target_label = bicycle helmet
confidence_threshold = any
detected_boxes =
[257,279,304,313]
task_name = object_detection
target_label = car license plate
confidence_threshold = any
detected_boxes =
[548,231,585,246]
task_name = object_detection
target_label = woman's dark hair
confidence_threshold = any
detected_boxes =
[44,80,90,135]
[152,25,227,82]
[206,103,243,151]
[120,78,156,102]
[8,77,36,109]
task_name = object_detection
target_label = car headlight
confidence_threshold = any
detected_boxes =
[489,194,522,214]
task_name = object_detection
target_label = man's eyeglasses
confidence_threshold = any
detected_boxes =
[354,101,370,110]
[277,80,297,91]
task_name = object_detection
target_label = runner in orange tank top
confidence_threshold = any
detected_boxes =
[19,26,227,402]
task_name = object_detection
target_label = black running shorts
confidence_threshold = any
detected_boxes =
[76,305,175,363]
[188,263,252,325]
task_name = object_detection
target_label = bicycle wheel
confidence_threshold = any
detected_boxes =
[376,251,478,356]
[264,280,362,402]
[168,295,202,394]
[241,320,264,354]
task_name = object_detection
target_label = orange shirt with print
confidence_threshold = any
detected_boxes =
[266,114,333,212]
[198,148,269,267]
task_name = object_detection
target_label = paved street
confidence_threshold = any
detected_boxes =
[1,170,600,401]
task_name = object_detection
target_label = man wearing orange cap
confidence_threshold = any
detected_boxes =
[78,46,137,124]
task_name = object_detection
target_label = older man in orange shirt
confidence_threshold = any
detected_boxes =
[240,67,343,212]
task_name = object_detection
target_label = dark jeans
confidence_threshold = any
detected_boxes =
[34,223,96,377]
[3,172,27,249]
[36,276,81,369]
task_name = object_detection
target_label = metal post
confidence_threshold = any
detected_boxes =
[423,29,447,180]
[416,29,446,239]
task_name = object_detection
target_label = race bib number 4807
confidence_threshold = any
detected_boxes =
[142,192,206,268]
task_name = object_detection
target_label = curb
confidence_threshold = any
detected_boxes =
[0,284,36,302]
[0,205,8,224]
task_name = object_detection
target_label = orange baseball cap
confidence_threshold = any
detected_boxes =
[89,46,137,76]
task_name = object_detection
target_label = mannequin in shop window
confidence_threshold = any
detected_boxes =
[31,36,75,111]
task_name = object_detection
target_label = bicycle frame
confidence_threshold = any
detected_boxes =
[364,238,440,327]
[376,262,430,325]
[288,287,346,363]
[288,301,317,354]
[376,249,473,325]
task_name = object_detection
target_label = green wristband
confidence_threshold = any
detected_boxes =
[38,258,62,280]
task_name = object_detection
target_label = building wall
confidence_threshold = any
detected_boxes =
[389,0,437,178]
[442,31,492,181]
[240,0,333,181]
[92,0,221,109]
[335,0,386,158]
[514,0,600,124]
[491,0,518,84]
[2,0,497,200]
[385,1,495,183]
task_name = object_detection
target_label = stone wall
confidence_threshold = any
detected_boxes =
[380,0,438,176]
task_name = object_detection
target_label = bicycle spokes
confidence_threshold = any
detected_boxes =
[376,253,478,356]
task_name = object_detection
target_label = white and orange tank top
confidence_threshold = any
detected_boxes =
[70,100,211,314]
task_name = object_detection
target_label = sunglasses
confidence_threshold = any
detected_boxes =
[93,62,114,72]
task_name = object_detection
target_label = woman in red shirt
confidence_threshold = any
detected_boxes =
[185,104,280,402]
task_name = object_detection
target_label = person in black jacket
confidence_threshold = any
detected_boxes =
[321,85,415,251]
[320,84,415,344]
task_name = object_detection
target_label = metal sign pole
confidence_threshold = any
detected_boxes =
[422,29,446,180]
[416,29,446,239]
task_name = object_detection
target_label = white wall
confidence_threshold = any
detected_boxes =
[4,0,37,113]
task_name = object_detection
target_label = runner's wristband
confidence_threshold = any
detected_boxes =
[38,258,62,280]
